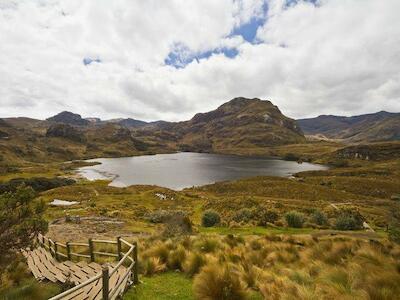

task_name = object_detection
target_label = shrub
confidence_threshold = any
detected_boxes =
[232,208,254,223]
[284,153,300,161]
[335,215,359,230]
[389,227,400,244]
[193,264,247,300]
[162,214,193,237]
[0,185,48,258]
[334,209,364,230]
[285,211,305,228]
[0,177,75,194]
[202,210,220,227]
[256,208,279,226]
[311,210,328,226]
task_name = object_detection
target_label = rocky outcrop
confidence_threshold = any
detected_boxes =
[46,123,86,142]
[47,111,90,126]
[336,142,400,161]
[169,97,305,152]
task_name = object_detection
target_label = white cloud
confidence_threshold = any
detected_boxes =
[0,0,399,121]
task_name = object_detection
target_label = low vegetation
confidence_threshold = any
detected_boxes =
[134,234,400,300]
[1,140,400,299]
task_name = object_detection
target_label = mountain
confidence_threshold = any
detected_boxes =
[0,98,305,164]
[47,111,90,126]
[149,97,305,153]
[108,118,148,128]
[297,111,400,142]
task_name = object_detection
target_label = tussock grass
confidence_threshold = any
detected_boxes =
[193,263,247,300]
[137,234,400,299]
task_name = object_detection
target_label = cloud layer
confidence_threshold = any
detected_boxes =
[0,0,399,121]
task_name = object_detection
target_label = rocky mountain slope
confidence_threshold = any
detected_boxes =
[297,111,400,143]
[0,98,305,164]
[160,97,305,153]
[47,111,90,126]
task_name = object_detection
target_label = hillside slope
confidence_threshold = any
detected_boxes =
[297,111,400,142]
[0,98,305,164]
[168,97,305,152]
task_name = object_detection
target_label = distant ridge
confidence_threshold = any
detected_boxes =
[297,111,400,142]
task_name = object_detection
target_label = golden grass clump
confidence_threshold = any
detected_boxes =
[193,263,247,300]
[194,237,221,253]
[141,257,166,276]
[137,234,400,299]
[183,251,206,277]
[142,241,170,263]
[167,245,186,271]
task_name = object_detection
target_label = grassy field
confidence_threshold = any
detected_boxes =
[124,272,193,300]
[33,155,399,241]
[1,141,400,299]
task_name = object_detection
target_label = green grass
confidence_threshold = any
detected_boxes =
[124,272,193,300]
[123,271,264,300]
[0,279,61,300]
[199,226,316,235]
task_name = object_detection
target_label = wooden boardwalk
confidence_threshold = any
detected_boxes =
[23,247,130,300]
[23,234,138,300]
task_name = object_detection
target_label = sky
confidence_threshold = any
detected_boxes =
[0,0,399,121]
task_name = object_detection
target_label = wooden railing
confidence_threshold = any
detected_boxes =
[37,233,138,300]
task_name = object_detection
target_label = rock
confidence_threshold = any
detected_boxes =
[65,215,81,223]
[391,194,400,201]
[46,123,86,142]
[47,111,90,126]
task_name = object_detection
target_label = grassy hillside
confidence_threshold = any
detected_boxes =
[297,111,400,142]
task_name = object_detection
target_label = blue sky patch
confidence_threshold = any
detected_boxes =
[165,3,267,69]
[231,17,265,43]
[83,57,101,65]
[165,45,238,69]
[286,0,319,7]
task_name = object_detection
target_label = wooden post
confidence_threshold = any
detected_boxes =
[66,242,71,260]
[117,237,122,261]
[89,238,95,262]
[54,242,59,261]
[102,266,109,300]
[132,241,138,284]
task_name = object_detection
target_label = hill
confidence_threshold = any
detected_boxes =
[107,118,148,128]
[47,111,90,126]
[297,111,400,142]
[144,97,305,153]
[0,98,305,165]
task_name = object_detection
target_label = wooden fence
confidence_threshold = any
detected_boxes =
[37,233,138,300]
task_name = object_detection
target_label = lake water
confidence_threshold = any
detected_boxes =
[78,152,328,190]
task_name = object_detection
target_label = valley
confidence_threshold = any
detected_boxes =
[1,98,400,300]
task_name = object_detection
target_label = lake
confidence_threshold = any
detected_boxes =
[78,152,328,190]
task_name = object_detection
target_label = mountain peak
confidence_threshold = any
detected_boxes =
[47,111,89,126]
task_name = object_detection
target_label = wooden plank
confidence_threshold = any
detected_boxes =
[41,254,67,283]
[31,250,58,283]
[58,287,87,300]
[87,277,103,300]
[87,262,102,273]
[108,268,121,293]
[24,236,137,300]
[62,261,75,267]
[26,254,44,280]
[42,258,66,283]
[68,264,92,283]
[111,270,131,300]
